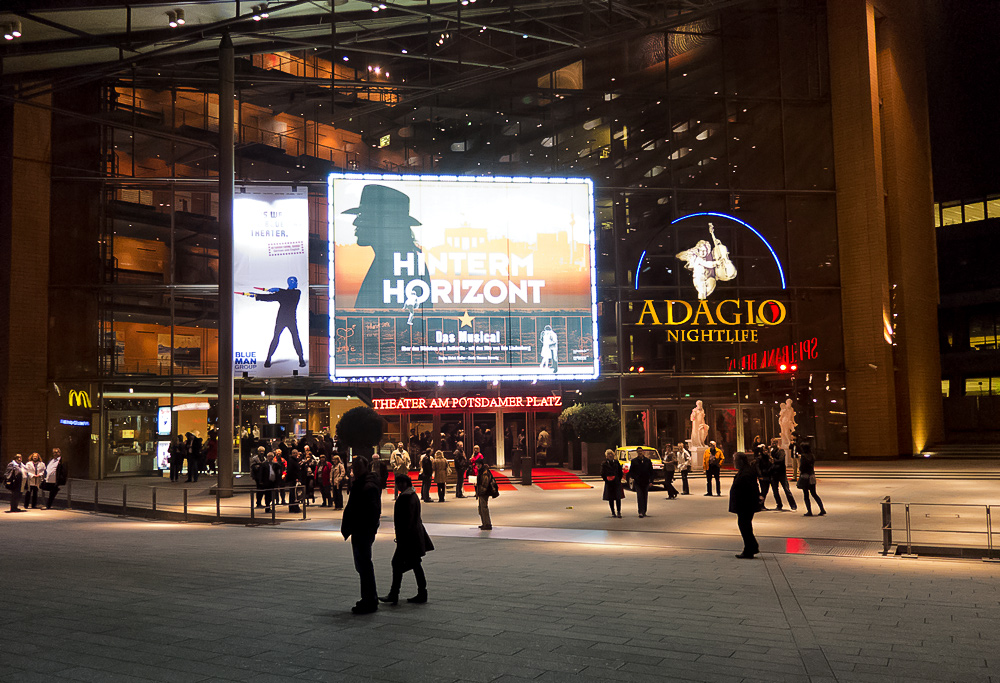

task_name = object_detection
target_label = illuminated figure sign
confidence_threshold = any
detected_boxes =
[233,186,310,378]
[329,173,599,381]
[633,212,788,343]
[68,390,92,408]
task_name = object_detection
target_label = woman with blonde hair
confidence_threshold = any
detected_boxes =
[23,452,46,510]
[432,450,449,502]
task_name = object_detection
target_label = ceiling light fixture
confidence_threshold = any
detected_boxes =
[167,10,178,28]
[176,8,185,24]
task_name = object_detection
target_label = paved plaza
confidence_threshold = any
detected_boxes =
[3,464,1000,683]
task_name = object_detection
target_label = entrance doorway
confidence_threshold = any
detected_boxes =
[472,413,497,465]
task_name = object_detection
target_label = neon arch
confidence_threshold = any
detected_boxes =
[634,211,787,290]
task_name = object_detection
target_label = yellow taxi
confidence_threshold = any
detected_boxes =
[615,446,665,490]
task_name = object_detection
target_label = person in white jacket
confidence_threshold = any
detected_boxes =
[676,442,692,495]
[22,452,46,510]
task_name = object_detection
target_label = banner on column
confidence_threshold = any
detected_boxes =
[233,186,309,377]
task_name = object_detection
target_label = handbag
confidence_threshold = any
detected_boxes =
[796,475,808,489]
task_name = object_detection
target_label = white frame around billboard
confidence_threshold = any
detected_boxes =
[327,172,599,383]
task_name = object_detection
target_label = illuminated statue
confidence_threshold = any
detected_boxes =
[778,399,797,451]
[690,400,709,448]
[675,223,737,300]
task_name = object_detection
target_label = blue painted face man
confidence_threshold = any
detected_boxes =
[254,275,306,369]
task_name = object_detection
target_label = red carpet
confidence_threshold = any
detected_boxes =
[384,468,518,493]
[530,467,593,490]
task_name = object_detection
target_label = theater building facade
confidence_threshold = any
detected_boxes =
[0,0,942,479]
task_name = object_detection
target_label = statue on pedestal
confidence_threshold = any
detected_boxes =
[690,400,709,449]
[778,399,797,451]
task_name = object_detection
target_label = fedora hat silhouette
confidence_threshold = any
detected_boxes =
[342,184,421,226]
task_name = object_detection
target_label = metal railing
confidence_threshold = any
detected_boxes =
[63,479,312,525]
[881,496,1000,561]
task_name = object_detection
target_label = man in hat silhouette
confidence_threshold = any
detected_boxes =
[254,276,306,368]
[343,185,431,311]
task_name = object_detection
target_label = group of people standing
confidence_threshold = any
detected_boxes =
[250,445,342,512]
[4,449,67,512]
[167,429,218,483]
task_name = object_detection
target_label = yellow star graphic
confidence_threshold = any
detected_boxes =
[459,311,475,328]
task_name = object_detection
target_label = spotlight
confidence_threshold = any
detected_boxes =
[10,21,22,38]
[176,8,185,24]
[167,10,178,28]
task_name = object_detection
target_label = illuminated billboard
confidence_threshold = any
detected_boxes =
[328,173,598,381]
[233,186,310,377]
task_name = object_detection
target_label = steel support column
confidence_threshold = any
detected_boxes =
[217,33,235,496]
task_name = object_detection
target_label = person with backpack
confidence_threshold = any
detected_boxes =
[751,436,772,510]
[4,453,26,513]
[703,441,724,496]
[768,438,797,511]
[475,461,499,530]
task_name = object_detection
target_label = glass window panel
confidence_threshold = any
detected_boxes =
[783,102,835,191]
[729,100,784,190]
[933,203,941,228]
[987,197,1000,219]
[941,380,949,397]
[787,195,839,287]
[963,202,985,222]
[968,314,998,350]
[941,204,962,225]
[965,378,997,396]
[724,9,780,99]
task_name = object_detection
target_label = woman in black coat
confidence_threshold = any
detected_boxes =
[797,445,826,516]
[729,451,763,559]
[600,449,625,518]
[379,475,433,605]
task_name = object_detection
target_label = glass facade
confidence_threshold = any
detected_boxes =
[43,0,851,474]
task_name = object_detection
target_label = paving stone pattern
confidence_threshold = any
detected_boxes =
[1,512,998,683]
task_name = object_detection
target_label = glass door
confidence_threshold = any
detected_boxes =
[472,413,497,465]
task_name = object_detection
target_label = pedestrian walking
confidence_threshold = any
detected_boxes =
[730,451,763,559]
[601,449,625,518]
[204,429,219,474]
[676,442,692,494]
[318,454,334,507]
[389,443,410,500]
[767,438,797,511]
[432,450,449,502]
[331,455,346,510]
[341,457,382,614]
[797,445,826,516]
[42,448,67,509]
[751,436,772,510]
[703,441,724,496]
[22,452,45,510]
[453,442,468,498]
[4,453,25,513]
[626,446,654,518]
[379,474,433,606]
[789,434,801,480]
[250,447,267,507]
[474,462,499,530]
[419,449,434,502]
[663,450,679,499]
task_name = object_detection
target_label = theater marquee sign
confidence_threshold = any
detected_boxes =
[631,212,789,343]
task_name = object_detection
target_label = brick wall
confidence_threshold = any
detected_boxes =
[1,97,52,461]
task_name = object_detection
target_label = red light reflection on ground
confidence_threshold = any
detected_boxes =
[786,538,809,554]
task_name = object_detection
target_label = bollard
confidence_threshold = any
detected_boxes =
[216,489,221,520]
[301,485,307,521]
[183,488,189,522]
[121,484,128,517]
[94,481,99,513]
[987,506,996,562]
[250,491,255,522]
[152,487,157,512]
[904,503,914,557]
[881,496,892,555]
[271,494,277,525]
[67,479,73,510]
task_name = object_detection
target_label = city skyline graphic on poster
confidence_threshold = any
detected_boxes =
[328,173,599,381]
[233,186,310,378]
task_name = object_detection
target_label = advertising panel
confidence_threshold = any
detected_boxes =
[233,186,310,377]
[329,173,598,381]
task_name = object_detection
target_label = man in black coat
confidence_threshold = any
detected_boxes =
[626,447,655,518]
[453,442,468,498]
[729,452,763,559]
[341,458,382,614]
[184,432,202,482]
[4,453,25,513]
[379,474,433,605]
[285,450,301,512]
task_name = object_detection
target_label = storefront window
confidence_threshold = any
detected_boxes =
[105,400,159,476]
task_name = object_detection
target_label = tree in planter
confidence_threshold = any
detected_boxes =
[558,403,618,473]
[335,406,384,461]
